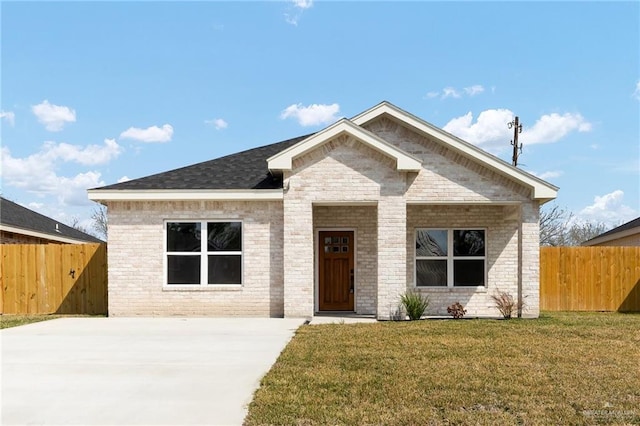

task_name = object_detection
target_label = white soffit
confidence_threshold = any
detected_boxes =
[87,189,284,202]
[267,119,422,172]
[351,102,559,201]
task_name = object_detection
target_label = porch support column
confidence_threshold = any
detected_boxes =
[283,197,314,318]
[520,201,540,318]
[377,196,407,320]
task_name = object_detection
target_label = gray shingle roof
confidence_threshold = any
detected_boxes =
[583,216,640,243]
[96,134,313,191]
[0,197,103,243]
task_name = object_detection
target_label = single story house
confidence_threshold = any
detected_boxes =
[0,197,103,244]
[88,102,557,319]
[582,217,640,246]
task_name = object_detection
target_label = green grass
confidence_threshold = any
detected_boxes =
[245,312,640,425]
[0,314,59,329]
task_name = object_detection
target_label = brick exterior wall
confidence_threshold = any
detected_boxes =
[406,204,522,317]
[106,200,284,316]
[106,116,544,318]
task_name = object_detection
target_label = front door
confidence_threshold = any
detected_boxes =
[319,231,354,311]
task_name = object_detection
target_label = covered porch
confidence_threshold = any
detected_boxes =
[285,201,538,319]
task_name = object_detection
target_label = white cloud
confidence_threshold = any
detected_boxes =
[521,113,591,145]
[205,118,228,130]
[426,84,485,100]
[442,87,462,99]
[280,103,340,126]
[292,0,313,8]
[634,80,640,101]
[28,202,44,210]
[40,138,122,165]
[577,190,637,226]
[464,85,485,96]
[534,170,563,180]
[443,109,592,153]
[117,176,131,183]
[443,109,514,150]
[119,124,173,143]
[31,100,76,131]
[0,139,121,206]
[0,110,15,126]
[285,0,313,25]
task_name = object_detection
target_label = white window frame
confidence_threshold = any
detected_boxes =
[415,228,487,288]
[164,220,243,287]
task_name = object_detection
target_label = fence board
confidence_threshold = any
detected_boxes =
[540,246,640,312]
[0,243,107,315]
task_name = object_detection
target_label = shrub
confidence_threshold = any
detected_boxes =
[491,290,525,319]
[400,291,430,320]
[447,302,466,319]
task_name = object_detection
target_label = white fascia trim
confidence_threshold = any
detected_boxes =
[87,189,283,202]
[0,224,92,244]
[352,102,559,201]
[267,118,422,171]
[582,227,640,246]
[407,200,522,206]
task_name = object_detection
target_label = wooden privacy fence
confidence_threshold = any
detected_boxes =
[540,246,640,312]
[1,243,107,315]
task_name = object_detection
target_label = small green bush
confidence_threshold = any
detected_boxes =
[447,302,467,319]
[400,291,430,320]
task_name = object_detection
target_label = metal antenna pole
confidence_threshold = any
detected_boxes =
[508,116,523,166]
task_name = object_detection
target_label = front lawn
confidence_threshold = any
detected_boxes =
[0,314,59,329]
[246,312,640,425]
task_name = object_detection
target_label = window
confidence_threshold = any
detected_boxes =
[166,221,242,285]
[415,229,485,287]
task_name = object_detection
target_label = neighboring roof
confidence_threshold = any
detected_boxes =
[88,101,558,203]
[582,217,640,246]
[0,197,103,244]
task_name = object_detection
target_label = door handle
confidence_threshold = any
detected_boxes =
[350,269,354,293]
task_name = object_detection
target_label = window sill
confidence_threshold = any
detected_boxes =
[413,286,487,293]
[163,284,243,292]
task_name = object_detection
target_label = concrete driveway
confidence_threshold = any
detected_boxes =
[1,317,304,425]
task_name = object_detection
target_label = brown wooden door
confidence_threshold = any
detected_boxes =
[319,231,354,311]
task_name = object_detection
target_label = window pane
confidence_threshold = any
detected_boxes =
[207,222,241,252]
[167,223,201,252]
[416,260,447,286]
[167,256,201,284]
[416,230,448,256]
[454,260,485,286]
[208,255,241,284]
[454,230,485,256]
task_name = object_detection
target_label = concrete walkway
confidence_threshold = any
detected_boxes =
[1,317,304,425]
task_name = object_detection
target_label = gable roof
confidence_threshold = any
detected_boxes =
[351,101,558,202]
[0,197,103,244]
[88,101,558,203]
[582,217,640,246]
[267,119,422,171]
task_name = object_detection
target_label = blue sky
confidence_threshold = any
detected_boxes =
[2,1,639,235]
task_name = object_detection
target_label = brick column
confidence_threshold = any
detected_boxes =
[520,201,540,318]
[283,197,315,318]
[377,196,407,320]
